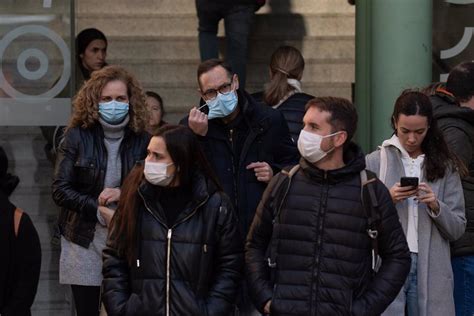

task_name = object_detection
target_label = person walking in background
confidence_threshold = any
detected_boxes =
[195,0,263,89]
[430,61,474,316]
[145,91,167,134]
[0,146,41,316]
[246,97,410,315]
[253,45,314,142]
[102,125,243,316]
[366,90,467,316]
[182,58,297,315]
[41,28,108,164]
[52,65,149,316]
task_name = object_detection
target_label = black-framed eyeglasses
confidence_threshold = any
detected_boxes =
[202,77,234,100]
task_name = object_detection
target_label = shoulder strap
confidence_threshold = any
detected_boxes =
[267,164,300,269]
[360,170,381,272]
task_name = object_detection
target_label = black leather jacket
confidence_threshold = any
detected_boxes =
[102,172,244,316]
[52,124,149,248]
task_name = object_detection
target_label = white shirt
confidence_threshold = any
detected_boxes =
[401,154,424,253]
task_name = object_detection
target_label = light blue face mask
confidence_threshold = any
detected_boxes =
[98,100,129,124]
[206,90,238,120]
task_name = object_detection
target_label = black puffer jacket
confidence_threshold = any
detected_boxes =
[252,91,314,142]
[246,143,411,316]
[431,89,474,257]
[52,124,149,248]
[102,172,243,316]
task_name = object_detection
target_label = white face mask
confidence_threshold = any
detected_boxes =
[144,161,174,186]
[297,129,342,163]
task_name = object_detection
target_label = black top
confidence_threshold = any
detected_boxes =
[0,191,41,316]
[157,184,193,227]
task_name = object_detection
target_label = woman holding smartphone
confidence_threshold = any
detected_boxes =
[366,90,467,316]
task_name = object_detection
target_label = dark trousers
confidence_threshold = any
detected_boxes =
[196,2,255,89]
[71,285,100,316]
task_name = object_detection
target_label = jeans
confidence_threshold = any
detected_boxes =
[452,255,474,316]
[196,2,255,88]
[404,252,419,316]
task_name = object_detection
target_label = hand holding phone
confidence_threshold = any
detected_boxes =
[389,177,419,203]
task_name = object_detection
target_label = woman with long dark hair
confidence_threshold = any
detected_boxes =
[102,125,243,316]
[366,90,467,316]
[52,65,149,316]
[253,45,314,142]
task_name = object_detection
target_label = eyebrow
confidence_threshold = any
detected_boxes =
[400,127,427,132]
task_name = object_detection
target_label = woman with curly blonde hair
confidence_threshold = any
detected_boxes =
[52,65,150,316]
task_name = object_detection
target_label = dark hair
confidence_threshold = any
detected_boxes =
[391,90,467,181]
[446,61,474,103]
[197,59,233,88]
[108,125,222,264]
[0,146,19,196]
[145,91,165,117]
[76,28,108,79]
[264,46,305,106]
[305,97,358,145]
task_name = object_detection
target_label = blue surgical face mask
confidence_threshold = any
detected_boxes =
[98,100,129,124]
[206,90,238,120]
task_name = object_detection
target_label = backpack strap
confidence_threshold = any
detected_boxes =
[267,164,300,269]
[360,170,382,272]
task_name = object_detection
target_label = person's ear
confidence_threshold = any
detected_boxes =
[233,74,239,90]
[335,131,348,147]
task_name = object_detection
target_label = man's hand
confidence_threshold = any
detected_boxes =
[98,206,115,227]
[247,161,273,183]
[263,300,271,314]
[98,188,121,206]
[188,107,208,136]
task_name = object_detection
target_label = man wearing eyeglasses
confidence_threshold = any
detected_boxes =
[182,58,298,315]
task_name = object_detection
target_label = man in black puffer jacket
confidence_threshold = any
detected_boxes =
[246,97,411,315]
[430,61,474,316]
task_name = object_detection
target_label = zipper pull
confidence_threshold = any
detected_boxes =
[167,229,172,239]
[203,244,208,253]
[136,259,140,268]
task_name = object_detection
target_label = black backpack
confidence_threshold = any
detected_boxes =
[266,165,382,274]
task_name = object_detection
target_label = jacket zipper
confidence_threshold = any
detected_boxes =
[166,228,172,316]
[229,129,238,208]
[310,174,328,315]
[139,190,209,316]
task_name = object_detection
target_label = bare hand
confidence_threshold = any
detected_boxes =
[264,300,271,314]
[188,106,208,136]
[417,182,440,214]
[99,206,115,226]
[246,161,274,183]
[389,182,418,203]
[98,188,121,206]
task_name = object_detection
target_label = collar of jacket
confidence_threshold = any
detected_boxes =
[138,170,212,227]
[432,89,474,126]
[299,142,366,184]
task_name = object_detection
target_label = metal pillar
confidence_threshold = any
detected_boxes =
[355,0,432,152]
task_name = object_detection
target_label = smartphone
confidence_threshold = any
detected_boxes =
[400,177,418,187]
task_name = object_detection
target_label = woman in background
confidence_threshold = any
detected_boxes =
[253,45,314,142]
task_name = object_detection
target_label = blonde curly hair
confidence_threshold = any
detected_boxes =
[68,65,148,133]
